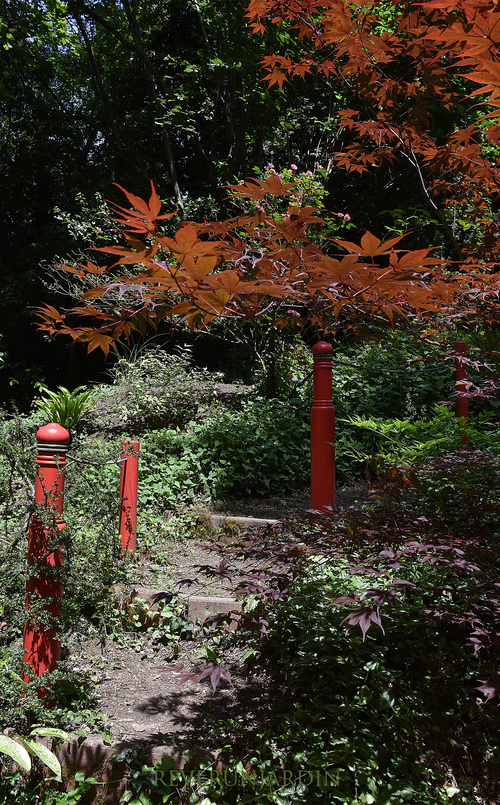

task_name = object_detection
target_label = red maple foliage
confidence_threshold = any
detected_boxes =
[246,0,500,258]
[36,0,500,357]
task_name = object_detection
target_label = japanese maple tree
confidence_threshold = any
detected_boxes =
[247,0,500,259]
[36,0,500,362]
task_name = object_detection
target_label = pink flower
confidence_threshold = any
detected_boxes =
[256,204,265,213]
[287,309,301,318]
[314,162,324,170]
[290,164,298,171]
[266,163,275,170]
[337,212,344,218]
[344,213,351,222]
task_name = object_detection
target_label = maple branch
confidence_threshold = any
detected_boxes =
[381,124,464,259]
[278,4,329,50]
[351,266,397,300]
[406,148,463,260]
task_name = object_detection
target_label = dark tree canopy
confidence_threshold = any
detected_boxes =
[1,0,499,402]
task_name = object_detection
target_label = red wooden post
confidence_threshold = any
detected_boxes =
[119,440,139,555]
[311,342,335,511]
[455,340,469,446]
[23,423,70,686]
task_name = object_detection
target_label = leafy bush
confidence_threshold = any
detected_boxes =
[189,396,310,498]
[192,457,500,804]
[414,449,500,536]
[331,332,454,422]
[88,347,223,434]
[336,406,500,480]
[34,385,95,432]
[137,427,214,510]
[137,396,310,507]
[254,549,499,804]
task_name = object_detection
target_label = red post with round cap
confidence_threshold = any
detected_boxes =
[311,342,335,511]
[23,423,70,686]
[454,340,469,446]
[119,439,140,555]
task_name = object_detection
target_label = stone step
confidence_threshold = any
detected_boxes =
[186,594,240,626]
[193,511,282,544]
[209,514,279,529]
[115,585,241,626]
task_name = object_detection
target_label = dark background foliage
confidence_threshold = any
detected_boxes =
[0,0,472,406]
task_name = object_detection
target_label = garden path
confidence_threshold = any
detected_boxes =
[68,484,367,749]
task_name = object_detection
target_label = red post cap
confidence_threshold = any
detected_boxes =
[312,341,333,356]
[37,423,71,445]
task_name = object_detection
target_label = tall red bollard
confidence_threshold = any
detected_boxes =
[23,423,70,687]
[311,342,335,511]
[119,440,139,555]
[455,340,469,446]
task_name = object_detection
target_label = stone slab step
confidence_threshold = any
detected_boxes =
[115,586,241,625]
[186,594,240,625]
[209,514,279,529]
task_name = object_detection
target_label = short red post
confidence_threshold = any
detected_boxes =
[311,342,335,511]
[455,340,469,446]
[119,440,139,555]
[23,423,70,687]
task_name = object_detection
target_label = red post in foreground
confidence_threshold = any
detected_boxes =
[311,342,335,511]
[23,423,70,685]
[119,440,139,555]
[455,340,469,446]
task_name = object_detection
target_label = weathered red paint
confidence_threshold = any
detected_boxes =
[23,423,70,686]
[455,340,469,446]
[311,342,335,511]
[119,440,140,554]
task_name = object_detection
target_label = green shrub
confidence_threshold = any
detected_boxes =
[331,332,454,421]
[138,427,212,510]
[137,396,310,506]
[34,385,95,432]
[254,551,499,804]
[336,406,500,480]
[88,347,223,434]
[189,396,310,497]
[414,449,500,535]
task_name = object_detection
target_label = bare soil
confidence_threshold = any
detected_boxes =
[67,485,367,750]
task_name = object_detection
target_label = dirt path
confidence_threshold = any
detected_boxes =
[68,485,367,748]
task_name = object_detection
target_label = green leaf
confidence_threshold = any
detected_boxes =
[30,727,71,742]
[20,738,63,781]
[0,735,32,771]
